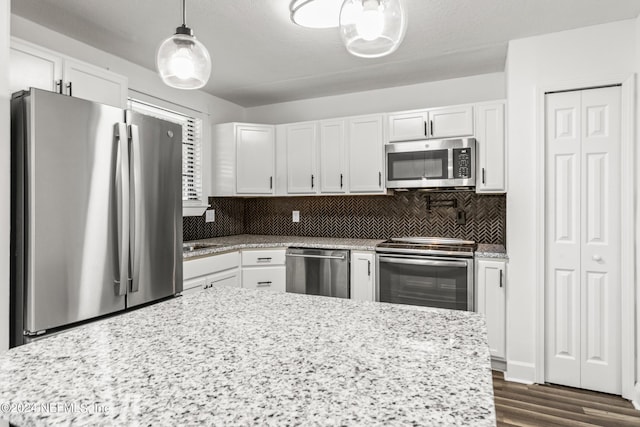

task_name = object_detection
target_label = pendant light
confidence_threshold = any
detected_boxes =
[156,0,211,90]
[290,0,343,29]
[339,0,407,58]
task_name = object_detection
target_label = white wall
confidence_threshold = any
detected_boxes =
[505,20,636,387]
[0,0,10,355]
[244,72,505,123]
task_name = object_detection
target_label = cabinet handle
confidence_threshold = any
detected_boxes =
[311,174,314,189]
[424,121,428,137]
[269,176,273,190]
[257,257,272,262]
[367,260,371,277]
[482,168,486,184]
[257,281,272,287]
[430,120,434,137]
[66,82,72,97]
[378,171,382,187]
[499,270,503,288]
[340,173,343,189]
[56,79,63,94]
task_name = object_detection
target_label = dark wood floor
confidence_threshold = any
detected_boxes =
[492,371,640,426]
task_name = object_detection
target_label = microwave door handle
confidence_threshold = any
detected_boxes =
[377,256,468,268]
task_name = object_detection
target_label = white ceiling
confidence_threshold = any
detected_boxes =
[11,0,640,107]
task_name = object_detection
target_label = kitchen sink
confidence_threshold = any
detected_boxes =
[183,242,224,252]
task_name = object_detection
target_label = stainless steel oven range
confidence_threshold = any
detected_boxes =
[376,238,476,311]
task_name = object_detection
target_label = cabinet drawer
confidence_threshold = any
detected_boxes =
[184,251,240,280]
[242,267,286,292]
[206,269,241,289]
[242,249,286,266]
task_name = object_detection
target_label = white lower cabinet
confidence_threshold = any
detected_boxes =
[183,251,241,295]
[475,258,506,360]
[351,251,376,302]
[241,249,286,293]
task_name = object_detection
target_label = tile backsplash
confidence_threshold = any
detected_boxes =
[184,191,506,245]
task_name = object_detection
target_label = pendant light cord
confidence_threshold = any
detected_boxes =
[182,0,187,27]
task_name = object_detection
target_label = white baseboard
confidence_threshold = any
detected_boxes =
[504,360,536,384]
[632,382,640,410]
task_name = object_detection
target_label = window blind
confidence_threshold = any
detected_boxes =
[128,99,203,205]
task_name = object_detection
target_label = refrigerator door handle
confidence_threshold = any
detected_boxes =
[129,124,142,293]
[114,123,130,297]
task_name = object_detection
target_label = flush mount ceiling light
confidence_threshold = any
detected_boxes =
[156,0,211,90]
[290,0,344,29]
[340,0,407,58]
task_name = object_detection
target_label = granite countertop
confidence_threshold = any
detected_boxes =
[184,234,386,259]
[0,288,495,426]
[475,244,508,259]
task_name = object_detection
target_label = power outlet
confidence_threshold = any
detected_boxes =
[292,210,300,223]
[206,209,215,223]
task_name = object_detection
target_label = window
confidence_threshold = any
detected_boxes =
[128,99,204,209]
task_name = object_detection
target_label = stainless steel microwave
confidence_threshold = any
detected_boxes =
[385,138,476,189]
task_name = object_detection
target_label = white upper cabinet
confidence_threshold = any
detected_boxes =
[319,119,347,193]
[348,115,385,193]
[475,101,506,193]
[429,105,474,139]
[236,124,275,195]
[285,122,318,194]
[388,111,430,142]
[9,38,62,94]
[9,38,128,108]
[388,105,474,142]
[62,58,127,109]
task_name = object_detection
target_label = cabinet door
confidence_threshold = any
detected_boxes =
[476,259,506,360]
[428,106,474,139]
[351,251,375,302]
[388,111,429,142]
[319,120,347,193]
[242,267,286,292]
[207,269,241,289]
[10,39,62,94]
[476,102,506,193]
[236,125,275,194]
[63,58,128,108]
[348,115,385,193]
[286,123,318,194]
[183,277,206,295]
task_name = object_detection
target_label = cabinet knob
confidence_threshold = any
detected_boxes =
[592,255,602,262]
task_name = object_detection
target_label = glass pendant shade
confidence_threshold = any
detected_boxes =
[339,0,407,58]
[290,0,344,28]
[157,29,211,90]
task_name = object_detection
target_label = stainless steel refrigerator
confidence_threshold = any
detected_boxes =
[10,89,183,347]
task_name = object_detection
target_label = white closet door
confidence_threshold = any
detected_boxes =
[545,91,582,388]
[579,87,621,394]
[545,87,621,395]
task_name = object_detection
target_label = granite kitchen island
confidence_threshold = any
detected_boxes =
[0,288,495,426]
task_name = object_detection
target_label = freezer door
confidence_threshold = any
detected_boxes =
[20,89,127,334]
[126,111,183,307]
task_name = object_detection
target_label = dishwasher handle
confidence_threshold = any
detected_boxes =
[378,256,468,268]
[286,253,346,261]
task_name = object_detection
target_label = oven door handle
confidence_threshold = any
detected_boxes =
[378,256,468,268]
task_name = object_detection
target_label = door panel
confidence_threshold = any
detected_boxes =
[545,86,621,395]
[286,123,317,194]
[348,115,384,193]
[24,90,126,333]
[579,86,620,394]
[319,120,346,193]
[236,125,274,194]
[126,111,183,307]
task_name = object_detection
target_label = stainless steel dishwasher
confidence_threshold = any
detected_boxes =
[285,248,350,298]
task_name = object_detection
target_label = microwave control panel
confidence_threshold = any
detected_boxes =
[453,148,472,179]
